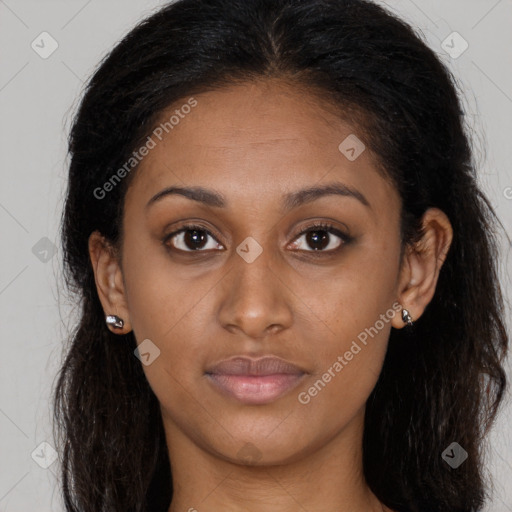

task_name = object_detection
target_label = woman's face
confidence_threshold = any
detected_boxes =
[92,79,438,465]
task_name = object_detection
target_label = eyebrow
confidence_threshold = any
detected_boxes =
[145,181,371,212]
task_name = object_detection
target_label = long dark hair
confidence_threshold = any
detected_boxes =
[52,1,509,511]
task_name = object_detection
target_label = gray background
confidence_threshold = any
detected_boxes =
[0,0,511,510]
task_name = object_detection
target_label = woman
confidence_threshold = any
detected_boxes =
[52,0,509,511]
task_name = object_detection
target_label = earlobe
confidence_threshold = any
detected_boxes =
[392,208,453,329]
[88,230,132,334]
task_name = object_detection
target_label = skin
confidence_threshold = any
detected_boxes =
[89,78,453,512]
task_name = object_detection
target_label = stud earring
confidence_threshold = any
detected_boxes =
[401,308,414,327]
[105,314,124,329]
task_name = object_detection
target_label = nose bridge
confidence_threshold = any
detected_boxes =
[235,234,276,289]
[217,233,293,338]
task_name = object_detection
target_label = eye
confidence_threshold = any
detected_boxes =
[289,222,352,253]
[164,224,224,252]
[163,221,353,255]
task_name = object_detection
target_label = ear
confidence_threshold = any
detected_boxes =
[391,207,453,329]
[88,230,132,334]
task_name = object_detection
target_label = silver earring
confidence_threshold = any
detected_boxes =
[401,308,414,327]
[105,314,124,329]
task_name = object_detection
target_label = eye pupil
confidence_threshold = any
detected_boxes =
[307,230,329,250]
[167,223,346,255]
[185,229,207,250]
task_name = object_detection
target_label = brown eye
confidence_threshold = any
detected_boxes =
[164,225,224,252]
[289,223,352,252]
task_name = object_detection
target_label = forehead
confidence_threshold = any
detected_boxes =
[125,79,398,215]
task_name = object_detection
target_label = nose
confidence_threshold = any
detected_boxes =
[216,240,294,340]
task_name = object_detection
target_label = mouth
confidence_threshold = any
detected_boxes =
[205,356,307,405]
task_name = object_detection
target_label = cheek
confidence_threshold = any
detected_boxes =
[291,235,400,399]
[296,285,393,410]
[121,249,214,423]
[122,234,207,339]
[120,243,218,408]
[293,277,397,429]
[297,232,400,341]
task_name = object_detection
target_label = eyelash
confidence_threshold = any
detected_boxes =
[163,221,353,256]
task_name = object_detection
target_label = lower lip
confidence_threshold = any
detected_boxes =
[206,373,306,404]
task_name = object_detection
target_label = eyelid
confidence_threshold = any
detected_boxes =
[163,220,353,254]
[163,222,225,252]
[287,221,352,254]
[292,219,352,242]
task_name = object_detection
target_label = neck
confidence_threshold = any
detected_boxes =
[164,407,386,512]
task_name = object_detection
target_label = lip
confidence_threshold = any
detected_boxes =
[205,356,307,405]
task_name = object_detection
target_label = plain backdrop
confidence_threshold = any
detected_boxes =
[0,1,511,511]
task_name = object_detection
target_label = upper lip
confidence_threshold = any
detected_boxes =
[205,356,306,376]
